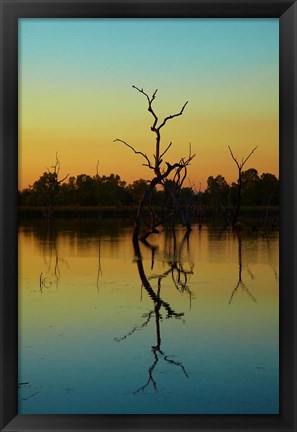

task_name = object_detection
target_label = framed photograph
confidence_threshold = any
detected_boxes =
[1,1,296,431]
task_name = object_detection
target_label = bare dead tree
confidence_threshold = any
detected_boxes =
[114,86,195,241]
[35,153,69,220]
[228,146,257,228]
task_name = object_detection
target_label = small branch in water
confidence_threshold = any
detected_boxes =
[22,391,39,401]
[18,382,29,387]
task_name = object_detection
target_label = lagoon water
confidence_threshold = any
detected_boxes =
[18,218,279,414]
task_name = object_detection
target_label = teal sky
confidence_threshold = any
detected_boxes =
[20,18,278,91]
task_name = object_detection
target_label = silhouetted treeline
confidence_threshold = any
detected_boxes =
[204,169,279,219]
[19,168,279,212]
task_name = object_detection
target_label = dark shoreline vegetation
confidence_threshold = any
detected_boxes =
[19,170,279,231]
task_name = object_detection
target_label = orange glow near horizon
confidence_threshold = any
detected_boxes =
[19,110,279,191]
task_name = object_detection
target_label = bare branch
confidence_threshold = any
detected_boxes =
[132,85,158,104]
[158,101,188,130]
[58,174,69,184]
[132,85,159,130]
[114,138,153,169]
[242,146,258,168]
[179,165,188,189]
[228,146,240,170]
[188,142,192,158]
[50,152,60,175]
[162,150,195,180]
[159,142,172,159]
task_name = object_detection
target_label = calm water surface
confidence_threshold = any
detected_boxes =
[18,218,279,414]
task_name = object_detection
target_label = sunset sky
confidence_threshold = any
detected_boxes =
[19,18,279,191]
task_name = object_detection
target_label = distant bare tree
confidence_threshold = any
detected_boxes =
[228,146,257,228]
[33,153,69,220]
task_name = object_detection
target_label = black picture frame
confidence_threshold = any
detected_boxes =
[0,1,296,431]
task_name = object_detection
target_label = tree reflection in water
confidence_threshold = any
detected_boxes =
[229,232,257,305]
[115,228,193,393]
[157,227,194,310]
[263,233,279,283]
[39,221,67,293]
[96,216,103,292]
